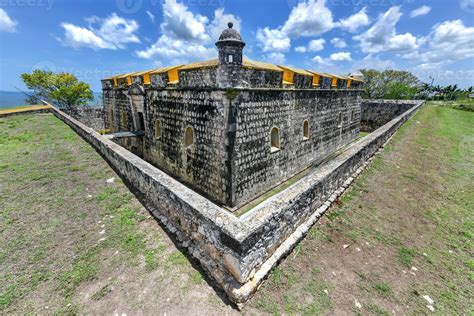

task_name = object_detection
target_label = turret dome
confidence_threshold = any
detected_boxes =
[216,22,244,44]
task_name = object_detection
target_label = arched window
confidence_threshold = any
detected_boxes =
[228,54,233,63]
[303,120,309,140]
[121,112,127,127]
[270,127,280,152]
[155,119,162,139]
[184,126,194,148]
[338,112,343,127]
[109,109,115,131]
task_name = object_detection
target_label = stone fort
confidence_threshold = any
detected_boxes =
[101,23,364,209]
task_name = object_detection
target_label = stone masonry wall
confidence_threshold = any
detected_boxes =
[63,106,105,131]
[143,89,230,205]
[231,89,361,206]
[241,69,282,88]
[360,99,419,132]
[48,100,423,307]
[179,68,218,89]
[103,89,134,132]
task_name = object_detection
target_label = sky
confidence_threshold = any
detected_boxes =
[0,0,473,92]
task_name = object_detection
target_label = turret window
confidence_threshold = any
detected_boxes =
[270,127,281,152]
[228,55,233,63]
[184,126,195,148]
[121,112,127,128]
[303,120,310,140]
[155,119,162,139]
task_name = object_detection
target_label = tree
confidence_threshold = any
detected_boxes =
[21,70,93,109]
[359,69,423,100]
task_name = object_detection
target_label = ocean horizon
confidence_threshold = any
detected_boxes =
[0,91,102,109]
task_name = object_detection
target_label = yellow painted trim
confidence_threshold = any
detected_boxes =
[243,58,283,72]
[0,105,50,115]
[126,76,132,86]
[282,69,295,84]
[331,77,338,87]
[113,78,118,87]
[168,67,179,84]
[312,74,320,86]
[143,73,151,85]
[347,79,352,88]
[180,59,219,70]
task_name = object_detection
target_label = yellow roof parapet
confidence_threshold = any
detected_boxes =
[307,70,332,78]
[180,59,219,70]
[149,64,184,75]
[277,65,313,76]
[243,58,283,72]
[131,65,184,85]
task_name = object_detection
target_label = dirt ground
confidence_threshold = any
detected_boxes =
[1,104,472,314]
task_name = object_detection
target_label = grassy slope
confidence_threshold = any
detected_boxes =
[0,114,230,314]
[0,104,472,314]
[246,103,473,314]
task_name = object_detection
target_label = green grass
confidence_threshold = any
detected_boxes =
[0,113,207,313]
[1,104,473,314]
[430,98,474,112]
[249,103,474,314]
[398,247,417,267]
[372,283,393,298]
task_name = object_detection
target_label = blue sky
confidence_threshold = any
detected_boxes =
[0,0,473,91]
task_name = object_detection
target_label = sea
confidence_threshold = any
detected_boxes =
[0,91,102,109]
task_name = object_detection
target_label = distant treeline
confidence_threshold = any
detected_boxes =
[360,69,473,102]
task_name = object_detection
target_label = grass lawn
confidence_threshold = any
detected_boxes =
[1,103,473,314]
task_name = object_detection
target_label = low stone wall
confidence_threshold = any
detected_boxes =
[63,106,104,131]
[360,99,420,132]
[48,100,424,308]
[0,105,51,118]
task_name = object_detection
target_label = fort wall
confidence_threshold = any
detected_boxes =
[102,84,362,207]
[47,99,424,308]
[231,89,361,206]
[144,89,230,205]
[360,99,419,132]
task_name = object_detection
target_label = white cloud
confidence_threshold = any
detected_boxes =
[137,1,241,63]
[60,13,140,50]
[339,7,370,33]
[330,52,352,62]
[308,38,325,52]
[256,0,335,58]
[263,52,286,64]
[208,8,241,41]
[281,0,336,37]
[354,6,418,54]
[295,46,307,53]
[256,27,291,52]
[407,20,474,64]
[312,55,329,65]
[136,34,215,62]
[146,11,155,23]
[410,6,431,18]
[61,23,113,49]
[331,37,347,48]
[356,54,397,70]
[0,8,17,33]
[160,0,209,43]
[293,38,325,53]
